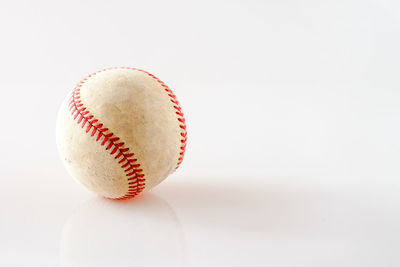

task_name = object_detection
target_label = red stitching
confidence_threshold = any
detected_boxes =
[67,67,187,200]
[121,67,188,170]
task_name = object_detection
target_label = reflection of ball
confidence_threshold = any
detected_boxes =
[56,67,187,200]
[60,195,186,267]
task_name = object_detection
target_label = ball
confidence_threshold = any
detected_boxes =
[56,67,187,200]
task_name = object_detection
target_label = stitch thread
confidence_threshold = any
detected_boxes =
[68,67,187,200]
[122,67,187,169]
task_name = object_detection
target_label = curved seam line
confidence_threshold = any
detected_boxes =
[125,67,187,170]
[69,69,145,200]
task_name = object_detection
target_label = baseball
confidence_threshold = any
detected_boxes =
[56,67,187,200]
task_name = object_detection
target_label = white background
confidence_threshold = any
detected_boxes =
[0,0,399,266]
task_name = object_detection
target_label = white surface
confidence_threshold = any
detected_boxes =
[0,0,399,266]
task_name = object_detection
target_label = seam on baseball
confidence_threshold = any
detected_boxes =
[68,67,187,200]
[129,67,187,170]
